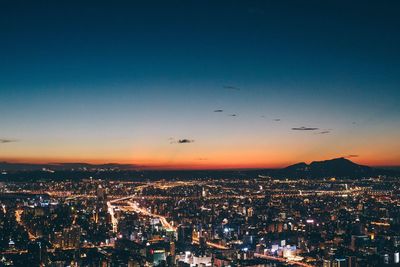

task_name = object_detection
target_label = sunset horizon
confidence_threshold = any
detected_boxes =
[0,155,398,170]
[2,2,400,172]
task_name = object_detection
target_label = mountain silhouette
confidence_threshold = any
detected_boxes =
[279,157,373,178]
[0,158,397,181]
[0,162,138,171]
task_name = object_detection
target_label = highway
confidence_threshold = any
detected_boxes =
[106,201,118,233]
[15,209,37,240]
[108,194,231,250]
[254,253,313,267]
[127,201,175,231]
[192,236,228,250]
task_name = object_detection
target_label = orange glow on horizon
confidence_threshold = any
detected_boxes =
[1,154,399,170]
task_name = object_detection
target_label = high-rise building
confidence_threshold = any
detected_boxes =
[62,225,81,249]
[201,187,208,198]
[177,225,193,246]
[333,258,346,267]
[323,259,332,267]
[97,185,107,201]
[347,256,357,267]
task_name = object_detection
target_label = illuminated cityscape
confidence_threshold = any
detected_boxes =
[0,161,400,266]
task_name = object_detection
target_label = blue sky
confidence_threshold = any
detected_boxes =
[1,1,399,168]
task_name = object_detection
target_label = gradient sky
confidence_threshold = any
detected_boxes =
[1,1,400,169]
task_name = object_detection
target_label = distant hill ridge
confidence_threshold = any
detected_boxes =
[0,162,137,171]
[0,157,398,180]
[280,157,373,178]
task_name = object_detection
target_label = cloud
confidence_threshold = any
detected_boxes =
[314,128,333,135]
[196,157,208,161]
[291,127,319,131]
[260,116,281,121]
[223,85,240,91]
[0,139,18,144]
[229,114,237,117]
[214,109,224,112]
[169,138,195,144]
[177,139,195,144]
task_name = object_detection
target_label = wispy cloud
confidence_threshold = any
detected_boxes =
[177,139,195,144]
[169,138,195,144]
[223,85,240,91]
[316,130,331,134]
[0,139,18,144]
[214,109,224,112]
[260,116,281,121]
[229,114,237,117]
[345,154,359,158]
[291,127,319,131]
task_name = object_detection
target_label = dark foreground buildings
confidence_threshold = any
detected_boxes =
[0,175,399,266]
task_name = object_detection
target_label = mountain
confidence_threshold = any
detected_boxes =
[0,162,138,172]
[278,157,374,178]
[0,158,397,181]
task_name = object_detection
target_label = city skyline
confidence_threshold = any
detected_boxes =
[1,1,400,169]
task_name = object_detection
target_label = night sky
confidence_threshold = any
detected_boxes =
[1,1,399,168]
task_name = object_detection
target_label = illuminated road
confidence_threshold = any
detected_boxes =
[107,179,240,250]
[107,194,143,234]
[15,209,37,240]
[192,236,228,250]
[126,200,230,250]
[106,201,118,233]
[254,253,313,267]
[127,201,175,231]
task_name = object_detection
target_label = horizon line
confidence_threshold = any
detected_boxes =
[1,158,400,171]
